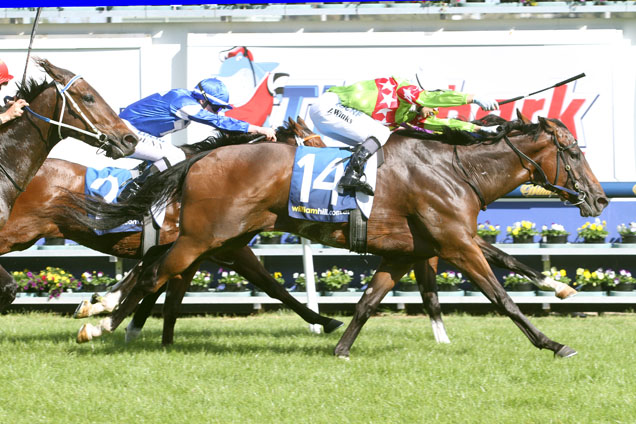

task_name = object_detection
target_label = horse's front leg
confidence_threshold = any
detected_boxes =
[125,285,166,343]
[334,258,413,359]
[441,240,576,358]
[414,258,450,344]
[475,237,576,299]
[221,247,344,333]
[77,238,197,343]
[161,263,200,346]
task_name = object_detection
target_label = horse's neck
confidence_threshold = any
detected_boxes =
[459,134,541,204]
[1,97,56,193]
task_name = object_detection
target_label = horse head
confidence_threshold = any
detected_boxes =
[514,110,608,217]
[276,116,325,148]
[33,58,137,159]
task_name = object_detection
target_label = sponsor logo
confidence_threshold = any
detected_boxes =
[290,204,350,217]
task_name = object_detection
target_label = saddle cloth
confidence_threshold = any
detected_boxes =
[85,166,166,235]
[288,146,377,223]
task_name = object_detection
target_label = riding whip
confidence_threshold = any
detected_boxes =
[20,7,42,89]
[499,73,586,106]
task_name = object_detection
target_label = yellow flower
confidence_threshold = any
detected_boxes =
[273,272,282,279]
[584,270,592,279]
[409,271,415,280]
[560,269,567,277]
[597,225,604,231]
[582,222,589,228]
[576,268,584,275]
[442,272,448,278]
[522,221,532,229]
[506,226,512,233]
[512,228,520,236]
[489,225,495,231]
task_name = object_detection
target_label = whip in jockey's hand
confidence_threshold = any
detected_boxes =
[309,72,499,196]
[117,77,277,202]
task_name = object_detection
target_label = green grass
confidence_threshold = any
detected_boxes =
[0,312,635,423]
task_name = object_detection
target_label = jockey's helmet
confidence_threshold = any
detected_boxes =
[0,60,14,85]
[193,78,233,109]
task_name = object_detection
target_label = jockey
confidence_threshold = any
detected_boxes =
[117,77,276,201]
[308,75,499,196]
[0,59,29,125]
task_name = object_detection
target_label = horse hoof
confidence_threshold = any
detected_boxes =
[336,355,350,361]
[554,345,577,358]
[324,319,344,334]
[77,324,93,343]
[556,285,577,299]
[74,300,92,319]
[125,324,142,343]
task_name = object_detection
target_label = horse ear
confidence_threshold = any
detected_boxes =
[516,109,531,124]
[34,57,70,83]
[538,116,557,132]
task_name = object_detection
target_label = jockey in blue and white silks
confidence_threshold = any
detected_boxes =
[117,77,276,201]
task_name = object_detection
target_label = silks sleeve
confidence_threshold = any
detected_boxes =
[422,116,477,133]
[416,90,470,108]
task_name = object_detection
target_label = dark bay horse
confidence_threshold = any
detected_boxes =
[0,58,137,307]
[0,119,343,336]
[67,112,607,358]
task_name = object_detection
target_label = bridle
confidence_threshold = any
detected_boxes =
[295,134,322,146]
[25,75,112,147]
[502,130,587,206]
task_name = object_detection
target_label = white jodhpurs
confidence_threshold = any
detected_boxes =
[309,92,391,148]
[123,120,186,171]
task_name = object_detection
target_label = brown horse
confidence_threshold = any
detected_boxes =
[119,116,575,346]
[68,112,607,358]
[0,58,137,308]
[0,119,342,335]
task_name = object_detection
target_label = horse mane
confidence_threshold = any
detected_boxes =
[393,114,543,146]
[15,58,74,102]
[16,77,53,103]
[181,120,298,155]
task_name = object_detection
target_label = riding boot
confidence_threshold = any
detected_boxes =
[337,137,381,196]
[117,164,160,202]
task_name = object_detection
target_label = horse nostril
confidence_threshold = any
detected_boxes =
[597,197,609,208]
[124,134,138,145]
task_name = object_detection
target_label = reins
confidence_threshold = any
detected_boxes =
[25,75,109,144]
[501,131,586,205]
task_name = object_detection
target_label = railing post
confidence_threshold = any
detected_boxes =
[301,237,321,334]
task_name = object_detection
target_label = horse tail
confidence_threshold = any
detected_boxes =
[60,151,209,231]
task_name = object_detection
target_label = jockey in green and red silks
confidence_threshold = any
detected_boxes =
[309,75,499,196]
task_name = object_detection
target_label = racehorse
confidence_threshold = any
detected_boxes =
[0,118,342,336]
[66,111,606,358]
[69,115,574,346]
[0,58,137,308]
[110,116,576,346]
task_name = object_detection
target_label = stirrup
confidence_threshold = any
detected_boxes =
[338,177,374,196]
[117,180,142,202]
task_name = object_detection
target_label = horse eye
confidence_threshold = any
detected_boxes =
[82,94,95,103]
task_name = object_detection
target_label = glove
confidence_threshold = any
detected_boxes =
[480,125,501,134]
[473,96,499,111]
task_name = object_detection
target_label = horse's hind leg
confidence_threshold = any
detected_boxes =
[334,259,412,359]
[220,247,344,333]
[476,237,576,299]
[442,240,576,358]
[414,258,450,344]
